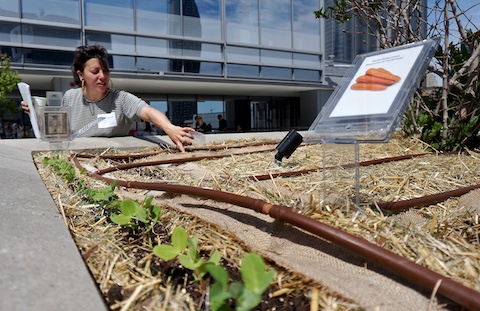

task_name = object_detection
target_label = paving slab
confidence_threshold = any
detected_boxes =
[0,131,290,311]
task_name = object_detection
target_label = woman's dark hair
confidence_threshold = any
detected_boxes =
[71,45,110,86]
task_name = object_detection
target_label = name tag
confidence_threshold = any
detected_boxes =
[97,112,117,128]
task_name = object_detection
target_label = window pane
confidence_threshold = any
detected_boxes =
[293,53,321,69]
[183,0,221,40]
[227,46,259,63]
[261,50,292,66]
[110,55,135,70]
[136,37,168,56]
[227,64,259,78]
[184,42,222,60]
[136,0,180,36]
[0,0,19,17]
[22,48,73,65]
[85,0,133,32]
[260,0,291,48]
[22,25,80,47]
[22,0,80,24]
[262,66,291,80]
[185,61,222,75]
[137,57,168,73]
[225,0,259,45]
[0,22,21,43]
[86,32,135,53]
[294,69,321,81]
[293,0,320,52]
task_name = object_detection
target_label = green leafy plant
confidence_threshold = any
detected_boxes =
[153,226,275,310]
[153,226,221,282]
[43,156,77,183]
[110,196,162,236]
[207,253,275,311]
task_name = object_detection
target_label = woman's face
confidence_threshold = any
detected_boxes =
[78,58,110,95]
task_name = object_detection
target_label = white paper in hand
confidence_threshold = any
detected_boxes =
[18,82,41,138]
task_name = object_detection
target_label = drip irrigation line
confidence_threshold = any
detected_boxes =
[374,183,480,211]
[250,152,431,180]
[71,154,480,310]
[75,141,278,160]
[93,146,276,175]
[82,148,479,212]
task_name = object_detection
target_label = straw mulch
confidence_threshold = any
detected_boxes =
[34,132,480,310]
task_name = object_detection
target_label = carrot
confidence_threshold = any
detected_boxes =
[366,68,401,82]
[350,82,387,91]
[356,74,397,85]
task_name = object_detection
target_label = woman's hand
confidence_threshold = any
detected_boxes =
[162,124,195,152]
[140,105,195,152]
[21,101,30,114]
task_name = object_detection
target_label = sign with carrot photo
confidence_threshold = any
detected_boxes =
[305,37,440,143]
[351,68,401,91]
[330,44,424,118]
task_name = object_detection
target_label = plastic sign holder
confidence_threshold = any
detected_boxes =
[304,38,440,209]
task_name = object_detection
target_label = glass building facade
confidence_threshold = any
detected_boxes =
[0,0,380,133]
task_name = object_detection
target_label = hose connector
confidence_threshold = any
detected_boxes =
[275,129,303,163]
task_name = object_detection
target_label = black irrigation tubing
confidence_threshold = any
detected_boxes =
[71,154,480,310]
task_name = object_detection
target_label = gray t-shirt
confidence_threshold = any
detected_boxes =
[62,88,147,137]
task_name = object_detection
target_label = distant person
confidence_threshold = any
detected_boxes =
[22,44,194,152]
[195,115,211,132]
[217,114,227,131]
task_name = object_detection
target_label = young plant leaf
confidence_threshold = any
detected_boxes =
[110,213,132,225]
[240,253,274,295]
[119,200,137,216]
[153,244,178,261]
[171,226,188,253]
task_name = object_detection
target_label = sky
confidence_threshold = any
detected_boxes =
[427,0,480,38]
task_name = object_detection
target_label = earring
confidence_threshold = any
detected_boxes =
[109,78,114,90]
[81,80,85,94]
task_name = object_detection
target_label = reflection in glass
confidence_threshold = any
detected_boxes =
[293,53,321,69]
[225,0,259,45]
[227,64,259,78]
[294,69,321,81]
[227,46,260,63]
[22,48,73,65]
[261,50,292,66]
[0,0,19,17]
[293,0,320,52]
[22,25,80,47]
[184,0,221,40]
[84,0,133,32]
[21,0,80,24]
[262,66,291,80]
[260,0,291,48]
[110,55,135,70]
[86,32,135,53]
[136,37,168,56]
[185,61,222,75]
[136,0,180,36]
[137,57,168,72]
[0,22,21,43]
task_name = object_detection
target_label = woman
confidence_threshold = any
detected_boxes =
[22,45,194,152]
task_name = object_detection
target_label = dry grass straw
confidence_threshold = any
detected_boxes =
[34,132,480,310]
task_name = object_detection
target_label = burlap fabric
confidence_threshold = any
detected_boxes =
[124,190,448,311]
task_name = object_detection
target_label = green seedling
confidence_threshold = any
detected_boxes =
[207,253,275,311]
[110,196,162,236]
[153,226,221,282]
[43,156,77,183]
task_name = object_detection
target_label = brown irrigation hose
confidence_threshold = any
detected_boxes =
[87,148,480,212]
[72,155,480,310]
[374,183,480,211]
